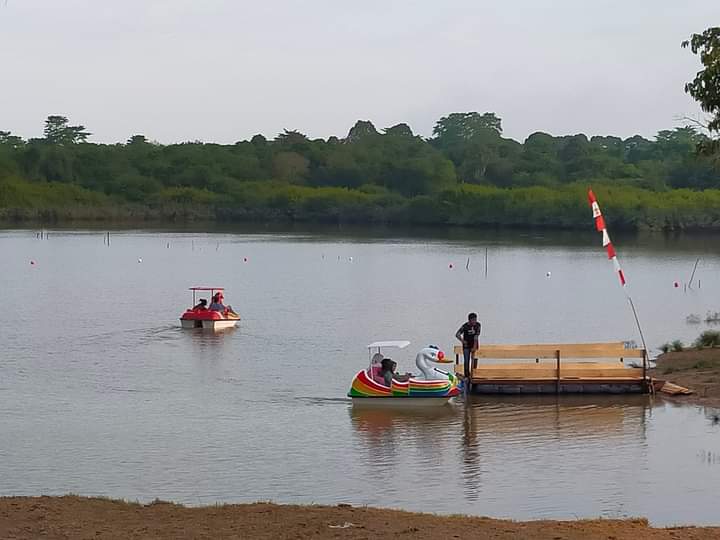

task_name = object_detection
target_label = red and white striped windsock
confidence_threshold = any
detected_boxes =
[588,189,627,290]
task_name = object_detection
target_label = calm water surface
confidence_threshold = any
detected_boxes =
[1,227,719,525]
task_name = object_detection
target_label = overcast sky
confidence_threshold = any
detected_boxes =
[1,0,718,144]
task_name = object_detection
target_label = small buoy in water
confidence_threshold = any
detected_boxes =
[349,257,353,262]
[30,260,35,265]
[243,257,248,263]
[674,281,679,288]
[546,271,551,278]
[138,258,143,263]
[449,263,453,269]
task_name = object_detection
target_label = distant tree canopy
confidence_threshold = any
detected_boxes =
[2,112,720,228]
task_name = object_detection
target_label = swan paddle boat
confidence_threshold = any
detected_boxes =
[180,287,240,331]
[348,341,460,407]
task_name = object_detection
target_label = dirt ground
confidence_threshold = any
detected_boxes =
[650,348,720,408]
[1,496,719,540]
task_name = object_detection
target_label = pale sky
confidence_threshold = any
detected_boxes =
[1,0,718,144]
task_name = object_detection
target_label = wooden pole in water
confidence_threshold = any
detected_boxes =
[688,258,700,289]
[555,350,561,394]
[484,248,488,278]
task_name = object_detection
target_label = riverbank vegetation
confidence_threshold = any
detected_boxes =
[3,115,720,229]
[2,28,719,229]
[659,330,720,353]
[651,347,720,408]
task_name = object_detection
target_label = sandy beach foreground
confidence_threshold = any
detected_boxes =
[1,496,718,540]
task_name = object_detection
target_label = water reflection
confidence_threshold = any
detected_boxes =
[460,396,650,502]
[182,327,237,354]
[348,405,460,468]
[349,396,654,506]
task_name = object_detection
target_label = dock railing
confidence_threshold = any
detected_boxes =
[454,342,649,393]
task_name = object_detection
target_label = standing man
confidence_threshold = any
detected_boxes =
[456,312,481,385]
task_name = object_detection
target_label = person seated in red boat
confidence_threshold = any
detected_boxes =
[209,292,226,312]
[192,298,208,311]
[209,292,237,316]
[380,358,411,387]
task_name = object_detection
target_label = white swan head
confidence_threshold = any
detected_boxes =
[420,345,453,364]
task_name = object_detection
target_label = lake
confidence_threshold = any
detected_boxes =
[0,226,719,525]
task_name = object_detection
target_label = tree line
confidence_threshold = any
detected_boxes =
[2,26,720,229]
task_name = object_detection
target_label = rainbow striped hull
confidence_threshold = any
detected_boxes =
[348,370,460,406]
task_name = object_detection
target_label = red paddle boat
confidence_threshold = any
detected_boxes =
[180,287,240,331]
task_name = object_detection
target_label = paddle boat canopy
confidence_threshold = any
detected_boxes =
[348,340,460,407]
[180,287,240,331]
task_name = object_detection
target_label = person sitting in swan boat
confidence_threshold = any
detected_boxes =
[380,358,411,386]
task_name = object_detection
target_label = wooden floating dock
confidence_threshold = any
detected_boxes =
[454,342,650,394]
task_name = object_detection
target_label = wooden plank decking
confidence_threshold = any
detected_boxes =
[454,343,645,359]
[454,342,649,394]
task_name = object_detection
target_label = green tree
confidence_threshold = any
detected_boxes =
[683,28,720,132]
[275,129,308,145]
[250,134,267,146]
[127,134,149,145]
[346,120,379,142]
[432,112,504,184]
[432,112,502,145]
[272,151,309,183]
[43,115,91,145]
[0,131,25,148]
[383,123,414,137]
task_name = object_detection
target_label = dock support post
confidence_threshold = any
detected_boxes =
[555,350,561,394]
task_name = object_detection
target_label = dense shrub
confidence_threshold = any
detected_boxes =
[694,330,720,348]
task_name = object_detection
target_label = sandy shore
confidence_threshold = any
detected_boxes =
[1,496,719,540]
[651,348,720,408]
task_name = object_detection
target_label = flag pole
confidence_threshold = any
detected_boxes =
[626,295,648,353]
[588,189,649,361]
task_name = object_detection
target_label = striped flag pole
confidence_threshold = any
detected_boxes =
[588,189,648,358]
